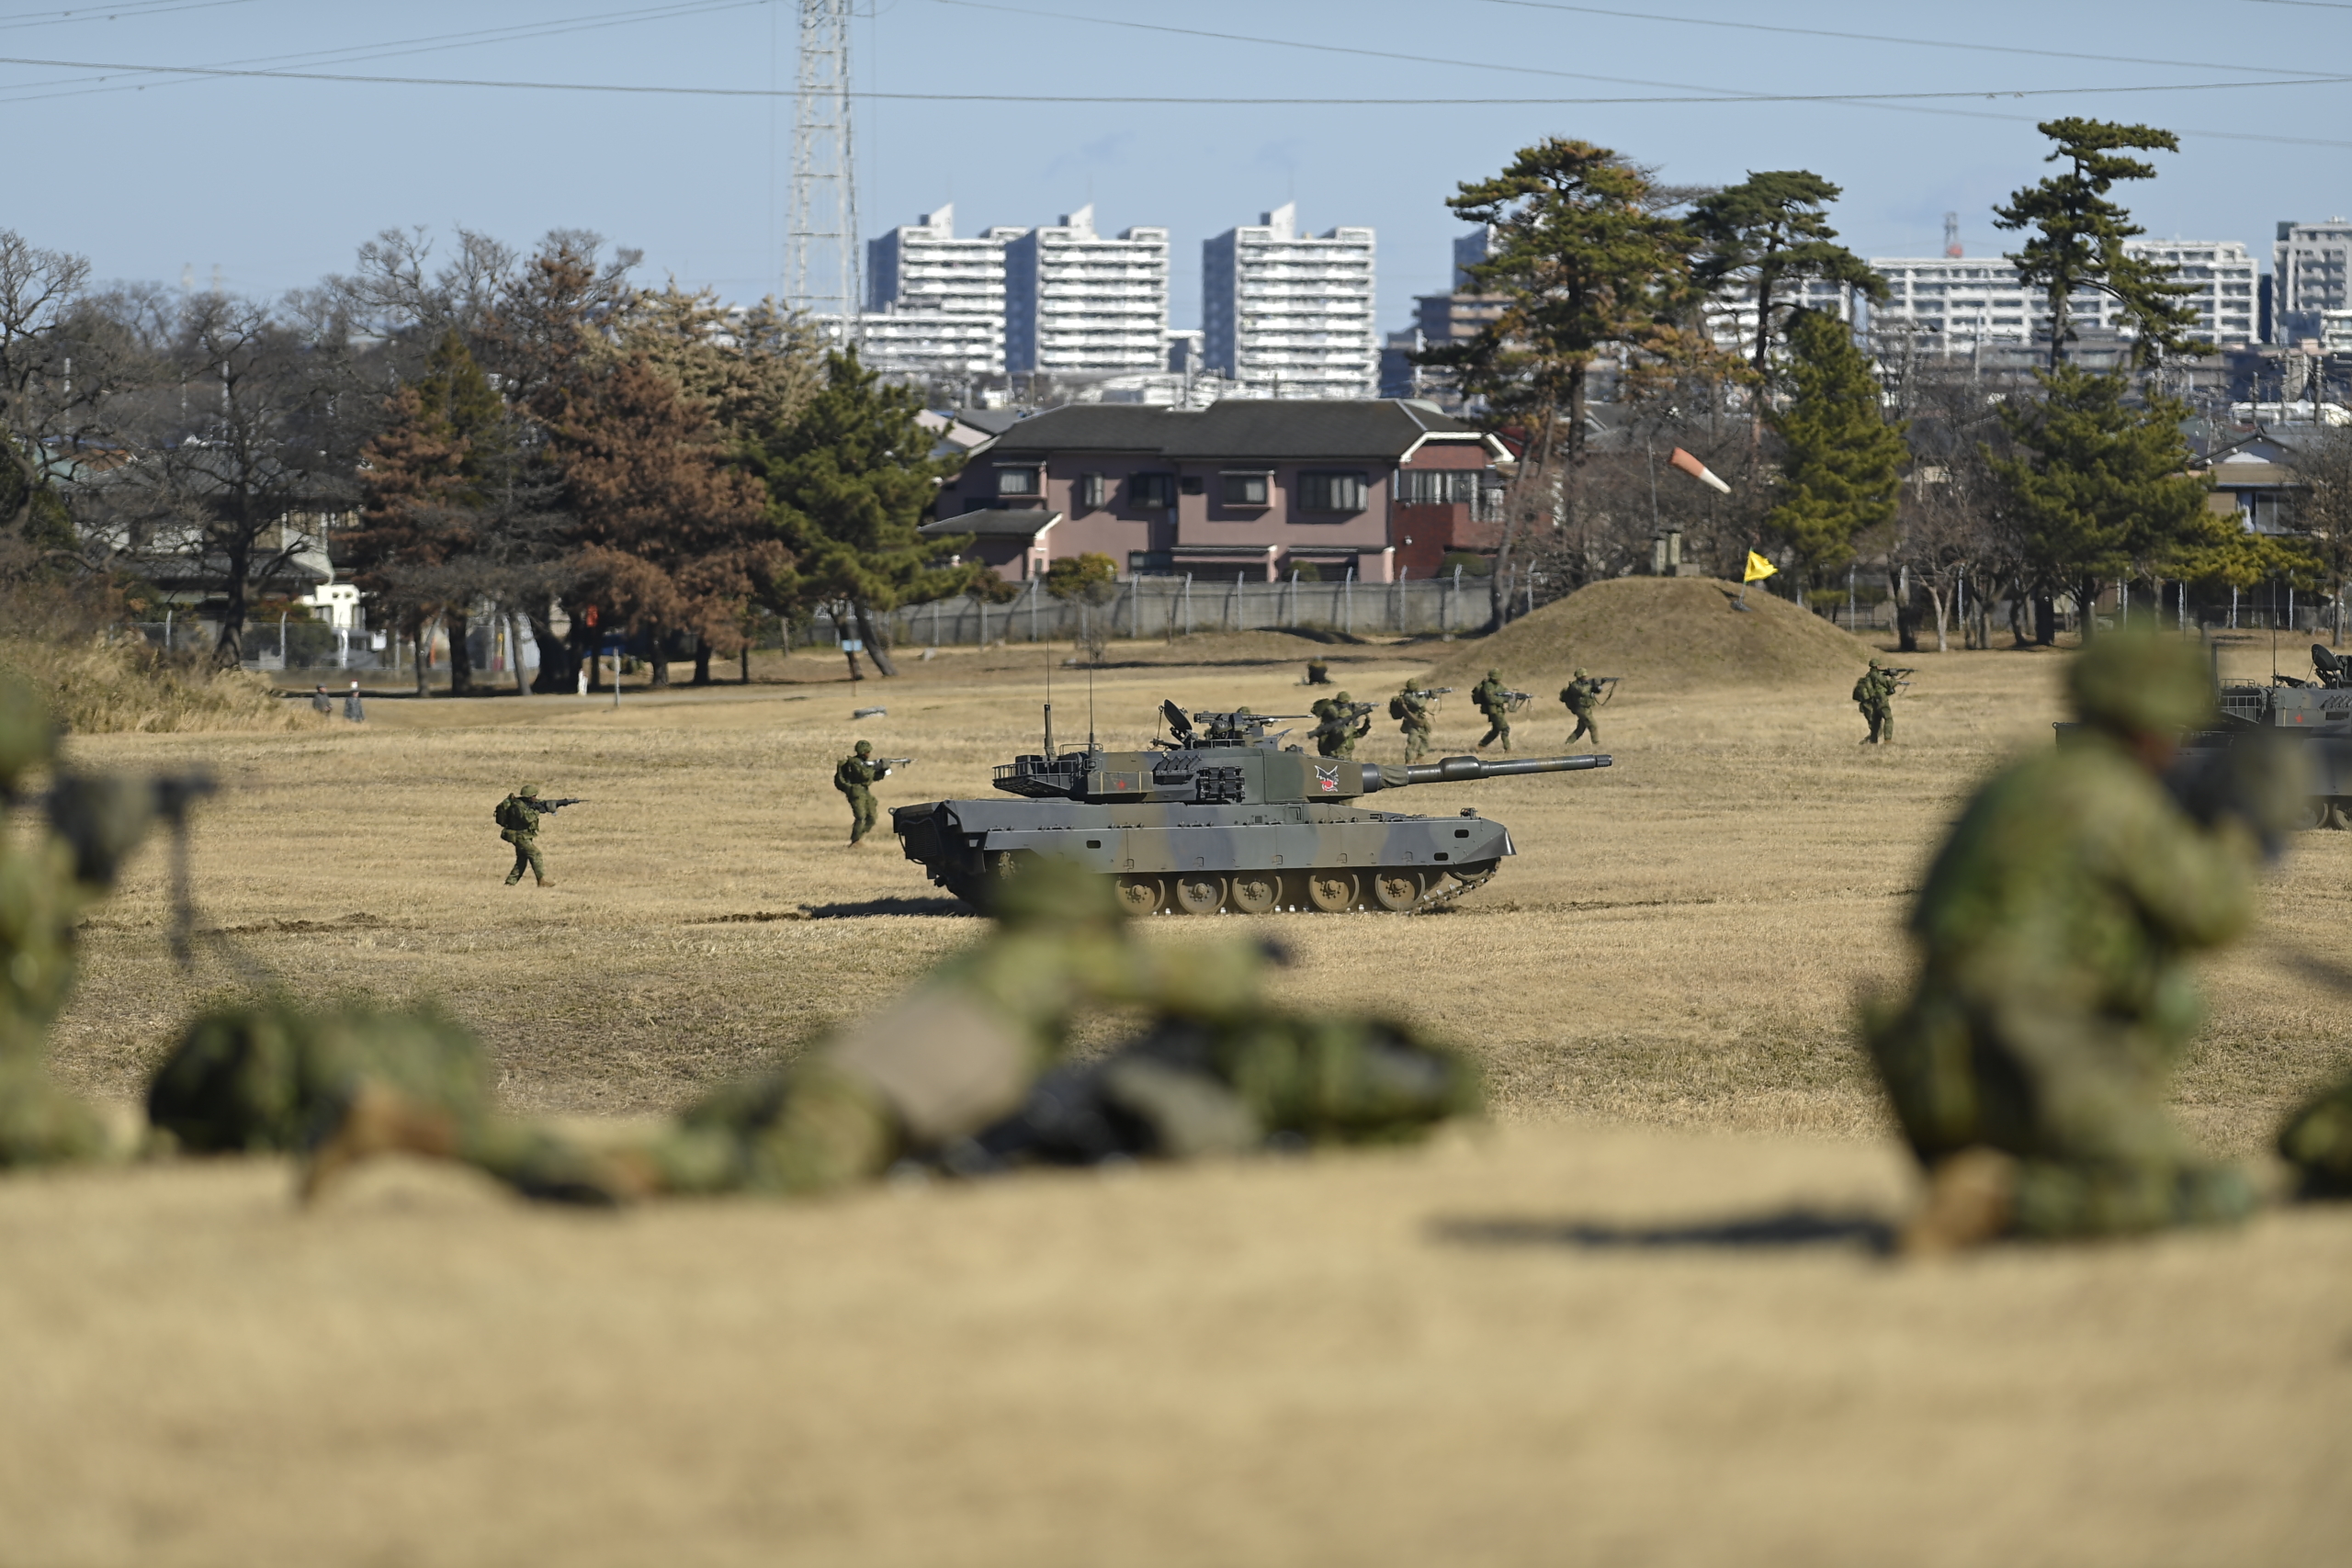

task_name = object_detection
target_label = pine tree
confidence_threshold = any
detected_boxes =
[1688,171,1886,390]
[1766,308,1909,582]
[1419,139,1699,628]
[748,350,975,680]
[1994,118,2204,370]
[1991,364,2215,638]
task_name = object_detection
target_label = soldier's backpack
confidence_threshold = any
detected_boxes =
[1851,673,1874,704]
[1387,694,1409,721]
[494,795,532,832]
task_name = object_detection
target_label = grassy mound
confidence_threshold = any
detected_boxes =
[1423,575,1879,694]
[0,630,317,735]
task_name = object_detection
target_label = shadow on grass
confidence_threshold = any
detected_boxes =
[1431,1209,1897,1256]
[688,897,974,923]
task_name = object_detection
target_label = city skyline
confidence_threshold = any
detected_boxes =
[6,1,2350,342]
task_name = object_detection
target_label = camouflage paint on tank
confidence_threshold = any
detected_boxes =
[891,705,1611,912]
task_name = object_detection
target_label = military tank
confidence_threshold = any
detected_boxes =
[890,700,1611,915]
[2207,644,2352,829]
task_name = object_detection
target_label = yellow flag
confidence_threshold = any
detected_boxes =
[1743,551,1779,584]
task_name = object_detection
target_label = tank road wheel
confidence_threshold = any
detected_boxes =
[1370,869,1426,912]
[1172,873,1227,916]
[1114,875,1166,916]
[1305,870,1359,913]
[1227,872,1281,915]
[2298,796,2330,831]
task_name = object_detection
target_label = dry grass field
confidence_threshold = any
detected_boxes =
[8,594,2352,1564]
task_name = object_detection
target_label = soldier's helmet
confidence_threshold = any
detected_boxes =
[1868,657,1883,669]
[854,740,873,757]
[0,672,57,795]
[991,854,1125,932]
[1487,669,1500,681]
[2069,626,2215,736]
[519,782,542,798]
[1573,667,1588,679]
[1335,690,1351,704]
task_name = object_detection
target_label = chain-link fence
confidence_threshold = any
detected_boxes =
[816,572,1498,649]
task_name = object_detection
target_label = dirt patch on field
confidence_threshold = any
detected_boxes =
[1425,575,1880,694]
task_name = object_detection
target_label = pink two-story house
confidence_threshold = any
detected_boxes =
[921,399,1505,583]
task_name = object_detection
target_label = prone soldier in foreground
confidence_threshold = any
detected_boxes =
[0,674,203,1168]
[1560,669,1614,746]
[234,859,1479,1204]
[1860,629,2307,1252]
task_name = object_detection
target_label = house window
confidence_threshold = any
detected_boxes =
[1128,550,1175,576]
[1131,472,1177,508]
[996,465,1041,498]
[1077,472,1107,511]
[1296,470,1369,513]
[1396,469,1479,505]
[1220,470,1272,506]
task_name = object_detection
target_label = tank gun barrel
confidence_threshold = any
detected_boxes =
[1371,753,1612,789]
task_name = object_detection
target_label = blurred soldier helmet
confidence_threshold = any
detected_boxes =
[1573,667,1588,679]
[1335,691,1351,704]
[519,783,541,797]
[854,740,873,757]
[0,672,57,792]
[2069,626,2215,737]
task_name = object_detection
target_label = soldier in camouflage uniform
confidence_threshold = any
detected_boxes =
[1312,691,1371,760]
[1390,680,1434,763]
[1472,670,1512,752]
[0,674,164,1168]
[294,859,1479,1204]
[1860,627,2304,1252]
[834,740,890,846]
[1853,658,1896,745]
[496,783,556,887]
[1560,668,1603,746]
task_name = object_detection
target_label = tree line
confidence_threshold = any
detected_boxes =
[1427,118,2352,646]
[0,224,987,688]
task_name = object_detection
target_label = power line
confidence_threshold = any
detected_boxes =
[0,0,774,105]
[2,50,2346,105]
[0,0,259,31]
[1466,0,2328,80]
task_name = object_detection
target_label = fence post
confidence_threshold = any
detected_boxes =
[1343,568,1353,636]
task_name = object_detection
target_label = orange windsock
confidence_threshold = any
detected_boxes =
[1668,446,1732,494]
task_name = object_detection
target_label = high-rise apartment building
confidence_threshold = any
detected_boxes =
[1862,241,2256,349]
[1203,203,1376,398]
[863,205,1025,376]
[1003,205,1170,378]
[2274,220,2352,337]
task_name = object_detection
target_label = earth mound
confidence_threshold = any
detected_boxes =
[1423,575,1878,693]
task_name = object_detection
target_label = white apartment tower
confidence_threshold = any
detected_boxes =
[1204,203,1377,398]
[1003,205,1170,377]
[2275,220,2352,333]
[863,206,1025,376]
[1864,241,2256,349]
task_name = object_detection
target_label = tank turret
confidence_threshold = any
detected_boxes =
[892,700,1611,915]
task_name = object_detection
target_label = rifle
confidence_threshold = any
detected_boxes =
[876,758,914,773]
[1883,667,1917,679]
[531,797,588,813]
[1307,703,1375,739]
[1408,686,1453,702]
[1501,690,1533,713]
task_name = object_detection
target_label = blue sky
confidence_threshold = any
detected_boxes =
[6,0,2347,333]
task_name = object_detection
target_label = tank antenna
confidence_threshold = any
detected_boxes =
[1045,646,1054,754]
[1087,660,1098,750]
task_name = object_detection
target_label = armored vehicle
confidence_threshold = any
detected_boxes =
[2207,645,2352,828]
[890,701,1611,914]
